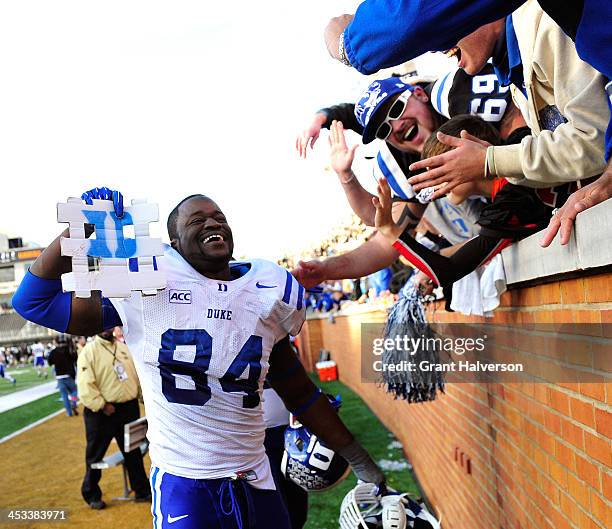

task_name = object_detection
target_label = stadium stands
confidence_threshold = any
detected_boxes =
[0,310,55,345]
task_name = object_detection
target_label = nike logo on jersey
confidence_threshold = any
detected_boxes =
[255,282,276,289]
[167,514,189,524]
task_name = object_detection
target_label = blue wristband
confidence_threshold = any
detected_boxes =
[12,271,71,332]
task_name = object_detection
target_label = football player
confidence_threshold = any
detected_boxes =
[31,341,48,378]
[0,348,16,385]
[12,188,385,529]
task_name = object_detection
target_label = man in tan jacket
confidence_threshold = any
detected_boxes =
[76,328,150,509]
[407,0,609,200]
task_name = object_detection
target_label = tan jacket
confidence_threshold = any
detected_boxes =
[76,337,140,412]
[487,0,609,187]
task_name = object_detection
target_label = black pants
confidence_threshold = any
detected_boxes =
[81,399,149,503]
[264,425,308,529]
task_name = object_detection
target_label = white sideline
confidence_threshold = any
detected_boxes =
[0,408,64,444]
[0,381,58,413]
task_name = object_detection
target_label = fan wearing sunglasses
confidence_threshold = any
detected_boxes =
[356,81,438,151]
[293,72,515,304]
[327,77,444,227]
[297,77,439,160]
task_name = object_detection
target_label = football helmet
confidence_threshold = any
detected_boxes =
[281,394,350,491]
[339,483,441,529]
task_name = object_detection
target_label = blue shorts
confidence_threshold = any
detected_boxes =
[34,357,45,367]
[149,467,291,529]
[0,364,4,377]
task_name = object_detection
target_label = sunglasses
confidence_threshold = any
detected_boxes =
[374,90,412,141]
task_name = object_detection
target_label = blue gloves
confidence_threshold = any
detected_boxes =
[81,187,124,218]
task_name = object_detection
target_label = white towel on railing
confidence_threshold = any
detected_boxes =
[450,254,507,316]
[481,254,507,313]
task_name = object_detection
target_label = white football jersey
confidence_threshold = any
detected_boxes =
[31,342,45,357]
[262,387,290,429]
[110,245,305,489]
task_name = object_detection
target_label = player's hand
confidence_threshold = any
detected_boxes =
[296,113,327,159]
[540,168,612,247]
[372,178,403,241]
[102,402,115,416]
[407,130,488,200]
[324,14,353,61]
[292,260,327,289]
[81,187,124,218]
[329,120,358,182]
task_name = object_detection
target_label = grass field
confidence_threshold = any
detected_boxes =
[0,377,419,528]
[0,365,53,396]
[305,379,420,529]
[0,392,64,439]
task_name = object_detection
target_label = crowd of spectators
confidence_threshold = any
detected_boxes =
[278,214,372,271]
[290,0,611,316]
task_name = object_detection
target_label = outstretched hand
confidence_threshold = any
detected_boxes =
[329,120,358,180]
[540,169,612,247]
[292,260,327,289]
[81,187,124,218]
[296,113,327,159]
[372,177,402,241]
[407,130,489,200]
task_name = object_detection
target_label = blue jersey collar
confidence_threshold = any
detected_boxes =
[493,17,526,96]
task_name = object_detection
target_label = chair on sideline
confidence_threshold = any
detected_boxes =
[90,417,149,501]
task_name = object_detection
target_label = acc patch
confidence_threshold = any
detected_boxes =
[169,289,192,304]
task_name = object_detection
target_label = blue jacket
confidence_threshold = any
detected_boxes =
[344,0,523,75]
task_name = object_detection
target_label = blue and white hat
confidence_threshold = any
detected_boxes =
[355,77,414,144]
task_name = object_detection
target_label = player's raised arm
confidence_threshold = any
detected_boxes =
[292,201,425,289]
[268,335,385,486]
[12,187,124,336]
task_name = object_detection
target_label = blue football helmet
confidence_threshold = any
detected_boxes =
[281,394,351,491]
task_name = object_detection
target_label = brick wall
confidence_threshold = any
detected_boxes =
[300,272,611,529]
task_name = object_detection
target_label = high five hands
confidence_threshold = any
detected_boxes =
[296,113,327,159]
[329,120,358,182]
[407,131,490,201]
[372,177,403,241]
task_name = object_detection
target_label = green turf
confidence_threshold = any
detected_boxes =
[0,365,54,396]
[0,392,64,439]
[304,379,420,529]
